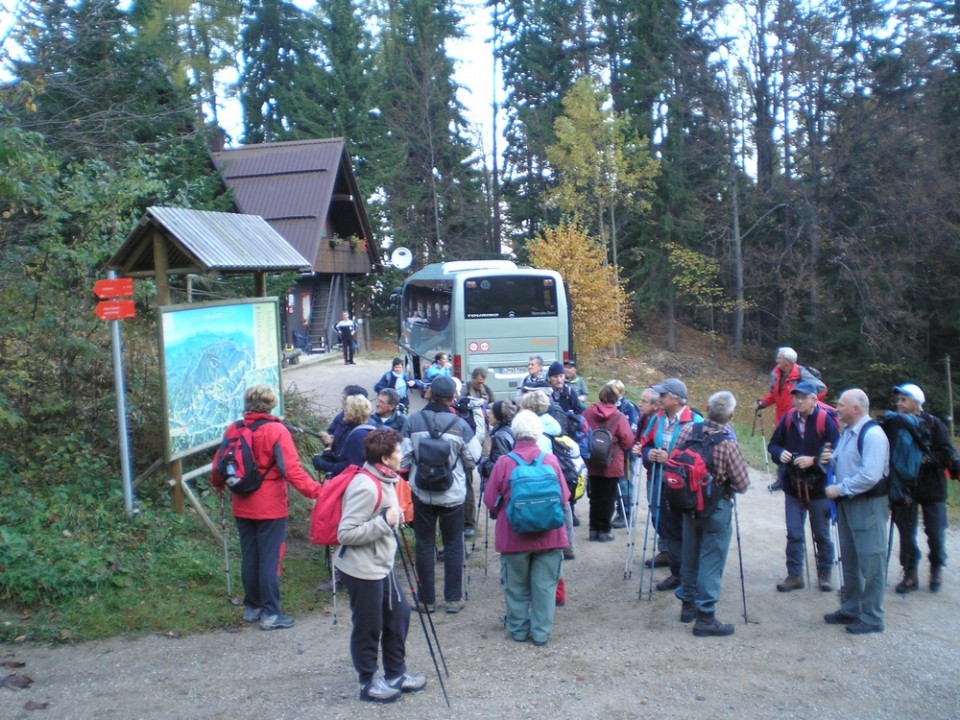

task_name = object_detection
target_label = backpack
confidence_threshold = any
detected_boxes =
[310,466,382,545]
[504,452,565,534]
[880,411,932,504]
[550,434,587,501]
[784,402,839,436]
[662,424,729,515]
[415,411,459,492]
[798,365,827,395]
[586,413,622,469]
[214,418,277,494]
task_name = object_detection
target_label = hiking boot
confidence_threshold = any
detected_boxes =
[644,551,670,569]
[463,527,476,538]
[611,514,627,529]
[445,599,465,614]
[414,601,436,614]
[776,575,804,592]
[562,548,576,560]
[242,606,261,623]
[359,676,401,703]
[818,571,833,593]
[680,601,697,623]
[259,613,295,631]
[930,565,943,593]
[768,478,783,492]
[572,510,581,527]
[598,532,615,542]
[386,672,426,693]
[823,610,857,625]
[896,568,919,594]
[692,612,734,637]
[656,574,681,591]
[588,531,600,541]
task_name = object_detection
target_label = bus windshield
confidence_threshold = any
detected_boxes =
[463,275,558,319]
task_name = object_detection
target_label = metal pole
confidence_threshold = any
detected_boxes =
[946,354,954,438]
[107,270,136,517]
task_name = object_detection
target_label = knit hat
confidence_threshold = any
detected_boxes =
[547,361,565,378]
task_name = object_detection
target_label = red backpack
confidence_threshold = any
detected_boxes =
[662,425,729,515]
[309,466,382,545]
[213,418,278,494]
[784,402,839,436]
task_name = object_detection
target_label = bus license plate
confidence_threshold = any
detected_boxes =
[497,366,525,376]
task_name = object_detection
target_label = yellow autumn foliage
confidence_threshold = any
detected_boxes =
[528,220,631,358]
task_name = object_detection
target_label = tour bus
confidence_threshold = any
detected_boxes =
[396,260,573,399]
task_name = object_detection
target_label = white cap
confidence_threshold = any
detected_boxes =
[893,383,925,405]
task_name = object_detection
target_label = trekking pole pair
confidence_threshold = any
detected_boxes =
[624,458,642,580]
[394,526,451,708]
[638,464,663,601]
[756,411,776,492]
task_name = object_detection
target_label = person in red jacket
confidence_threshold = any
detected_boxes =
[582,382,635,541]
[755,347,826,491]
[211,384,321,631]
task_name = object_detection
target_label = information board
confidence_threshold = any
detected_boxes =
[158,298,282,461]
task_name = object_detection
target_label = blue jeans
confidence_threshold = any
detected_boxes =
[646,466,680,573]
[891,500,947,570]
[235,517,286,616]
[784,493,835,577]
[675,498,733,615]
[500,549,562,643]
[412,495,464,605]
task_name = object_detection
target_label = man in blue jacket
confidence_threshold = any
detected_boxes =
[767,381,840,592]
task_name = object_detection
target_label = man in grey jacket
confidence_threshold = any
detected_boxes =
[401,375,483,614]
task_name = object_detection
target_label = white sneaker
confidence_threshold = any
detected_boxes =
[359,676,401,703]
[386,672,427,693]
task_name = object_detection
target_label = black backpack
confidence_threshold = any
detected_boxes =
[415,411,459,492]
[587,413,622,469]
[214,418,277,494]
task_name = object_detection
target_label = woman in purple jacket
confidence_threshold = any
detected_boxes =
[483,410,570,647]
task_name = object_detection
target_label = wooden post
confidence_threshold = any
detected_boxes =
[153,233,184,514]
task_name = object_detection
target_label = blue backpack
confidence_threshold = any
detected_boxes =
[504,452,565,534]
[880,411,931,503]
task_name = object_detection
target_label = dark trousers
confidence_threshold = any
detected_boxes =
[235,517,286,615]
[891,499,948,570]
[412,495,464,604]
[340,571,410,684]
[340,335,354,363]
[588,475,618,533]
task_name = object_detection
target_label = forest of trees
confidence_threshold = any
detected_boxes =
[2,0,959,470]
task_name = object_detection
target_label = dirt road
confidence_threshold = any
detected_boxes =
[2,357,957,719]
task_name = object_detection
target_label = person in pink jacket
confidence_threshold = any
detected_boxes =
[582,382,635,541]
[483,410,570,647]
[211,384,321,631]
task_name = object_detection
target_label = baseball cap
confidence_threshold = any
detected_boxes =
[651,378,688,401]
[547,361,565,378]
[563,359,577,368]
[892,383,925,404]
[429,375,457,399]
[791,381,819,396]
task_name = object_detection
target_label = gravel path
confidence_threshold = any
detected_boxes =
[2,357,957,720]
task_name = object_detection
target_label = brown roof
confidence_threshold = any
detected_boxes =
[210,138,379,275]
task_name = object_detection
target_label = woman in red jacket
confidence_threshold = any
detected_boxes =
[582,382,635,541]
[211,384,321,630]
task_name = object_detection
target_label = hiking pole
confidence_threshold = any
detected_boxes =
[758,413,775,492]
[825,455,844,596]
[733,495,748,624]
[624,457,641,580]
[393,528,450,708]
[284,422,326,441]
[647,465,665,600]
[398,525,449,677]
[885,509,895,586]
[637,464,656,598]
[218,491,232,597]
